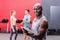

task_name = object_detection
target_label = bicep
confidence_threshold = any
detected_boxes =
[39,20,48,33]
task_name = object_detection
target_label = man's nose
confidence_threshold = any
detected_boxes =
[34,10,37,12]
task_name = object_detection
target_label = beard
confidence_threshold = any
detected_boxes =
[35,11,42,17]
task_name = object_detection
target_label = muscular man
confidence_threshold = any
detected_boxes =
[27,3,48,40]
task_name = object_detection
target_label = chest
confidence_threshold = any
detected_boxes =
[32,19,41,30]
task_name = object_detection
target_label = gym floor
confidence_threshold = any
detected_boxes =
[0,33,60,40]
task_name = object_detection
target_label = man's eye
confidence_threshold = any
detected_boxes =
[34,9,36,10]
[34,8,39,10]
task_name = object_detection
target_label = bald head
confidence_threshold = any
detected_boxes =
[33,3,42,8]
[33,3,42,17]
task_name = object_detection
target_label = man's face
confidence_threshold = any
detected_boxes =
[34,6,42,16]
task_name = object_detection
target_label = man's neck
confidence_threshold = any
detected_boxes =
[36,15,42,19]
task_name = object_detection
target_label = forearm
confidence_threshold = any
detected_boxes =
[29,34,41,39]
[28,31,45,39]
[27,34,40,39]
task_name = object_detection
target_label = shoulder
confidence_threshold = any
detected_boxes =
[27,14,31,18]
[41,18,48,25]
[41,16,48,23]
[10,16,13,19]
[40,16,48,28]
[28,14,31,17]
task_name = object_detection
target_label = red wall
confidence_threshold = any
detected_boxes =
[0,0,42,32]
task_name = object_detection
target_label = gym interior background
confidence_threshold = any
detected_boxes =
[0,0,41,33]
[0,0,60,35]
